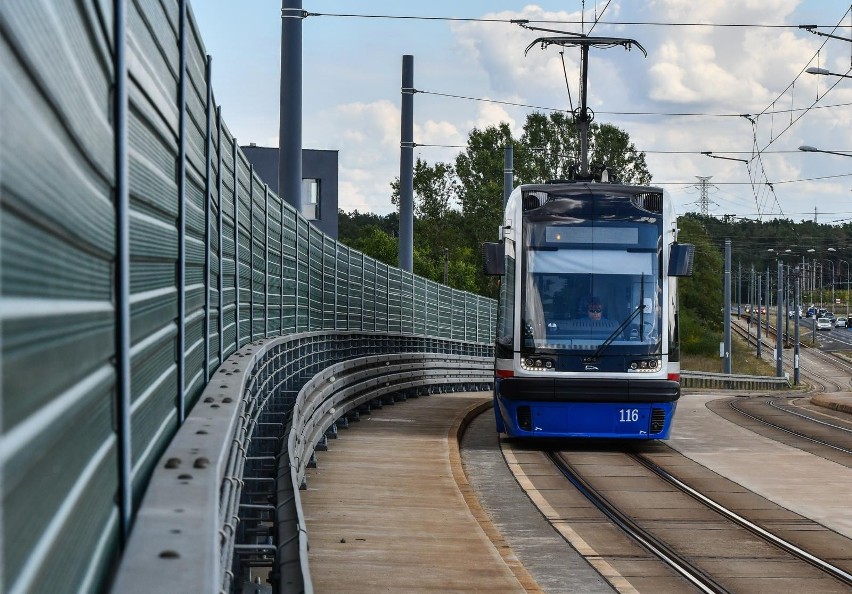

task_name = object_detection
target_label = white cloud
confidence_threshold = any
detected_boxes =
[194,0,851,221]
[468,102,518,134]
[307,99,470,214]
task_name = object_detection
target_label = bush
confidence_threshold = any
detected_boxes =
[680,308,721,357]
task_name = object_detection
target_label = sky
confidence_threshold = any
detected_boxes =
[191,1,852,223]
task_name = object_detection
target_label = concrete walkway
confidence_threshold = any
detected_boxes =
[668,392,852,539]
[300,393,536,593]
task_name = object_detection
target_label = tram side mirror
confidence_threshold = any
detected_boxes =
[668,242,695,277]
[482,242,505,276]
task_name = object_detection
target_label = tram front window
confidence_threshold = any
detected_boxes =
[521,222,662,354]
[523,271,660,350]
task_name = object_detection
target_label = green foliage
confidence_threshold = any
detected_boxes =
[351,111,652,300]
[677,217,723,330]
[454,123,514,250]
[515,112,651,184]
[679,308,721,357]
[338,209,397,247]
[349,226,397,267]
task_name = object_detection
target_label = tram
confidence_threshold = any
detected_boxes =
[483,179,694,439]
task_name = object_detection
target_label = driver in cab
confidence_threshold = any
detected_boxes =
[587,297,605,321]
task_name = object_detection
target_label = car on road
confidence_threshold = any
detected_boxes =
[835,317,847,328]
[788,308,802,319]
[816,317,833,331]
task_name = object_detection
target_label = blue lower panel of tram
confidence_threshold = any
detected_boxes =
[493,378,680,439]
[495,399,677,439]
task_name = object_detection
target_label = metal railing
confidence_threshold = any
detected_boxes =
[275,350,492,592]
[1,2,496,592]
[111,333,492,593]
[681,371,790,391]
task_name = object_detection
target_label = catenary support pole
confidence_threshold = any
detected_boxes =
[757,275,762,358]
[794,267,801,384]
[776,261,784,377]
[398,54,414,272]
[503,144,513,208]
[723,240,732,373]
[280,0,303,213]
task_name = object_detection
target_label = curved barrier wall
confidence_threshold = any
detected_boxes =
[0,2,495,592]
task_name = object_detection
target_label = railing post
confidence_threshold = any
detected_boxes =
[249,164,254,341]
[264,183,269,337]
[217,107,224,362]
[203,54,213,381]
[334,242,339,330]
[114,0,132,543]
[233,139,241,348]
[177,0,187,422]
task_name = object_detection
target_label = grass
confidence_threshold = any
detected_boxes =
[682,331,778,376]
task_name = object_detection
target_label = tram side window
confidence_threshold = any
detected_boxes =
[496,254,515,357]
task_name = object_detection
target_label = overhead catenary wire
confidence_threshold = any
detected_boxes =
[304,11,841,29]
[304,7,852,223]
[413,88,852,119]
[586,0,615,36]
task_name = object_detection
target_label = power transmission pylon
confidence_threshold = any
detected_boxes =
[696,176,712,216]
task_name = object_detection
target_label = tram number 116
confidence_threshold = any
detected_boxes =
[618,408,639,422]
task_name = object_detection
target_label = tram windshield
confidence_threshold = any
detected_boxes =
[521,218,662,356]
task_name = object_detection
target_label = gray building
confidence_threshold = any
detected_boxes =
[241,145,339,239]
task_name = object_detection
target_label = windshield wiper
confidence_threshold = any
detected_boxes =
[584,304,647,362]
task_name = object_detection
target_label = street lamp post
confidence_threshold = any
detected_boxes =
[799,145,852,158]
[805,66,852,80]
[835,258,852,318]
[818,262,824,308]
[828,260,836,307]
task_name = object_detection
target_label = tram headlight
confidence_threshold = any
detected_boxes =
[521,356,555,371]
[628,358,661,373]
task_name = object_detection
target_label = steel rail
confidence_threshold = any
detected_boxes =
[767,398,852,433]
[633,454,852,587]
[546,452,726,594]
[731,322,844,392]
[727,399,852,455]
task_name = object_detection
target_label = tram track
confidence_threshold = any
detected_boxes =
[632,454,852,587]
[725,397,852,456]
[732,313,852,385]
[725,318,852,463]
[546,450,725,594]
[478,317,852,593]
[538,446,852,593]
[730,320,848,393]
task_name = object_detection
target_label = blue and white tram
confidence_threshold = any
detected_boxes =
[483,181,694,439]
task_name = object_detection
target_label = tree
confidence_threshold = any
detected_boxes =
[454,123,515,297]
[338,210,397,247]
[516,111,651,184]
[352,111,652,298]
[452,113,652,296]
[677,217,723,329]
[391,158,468,288]
[350,226,397,267]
